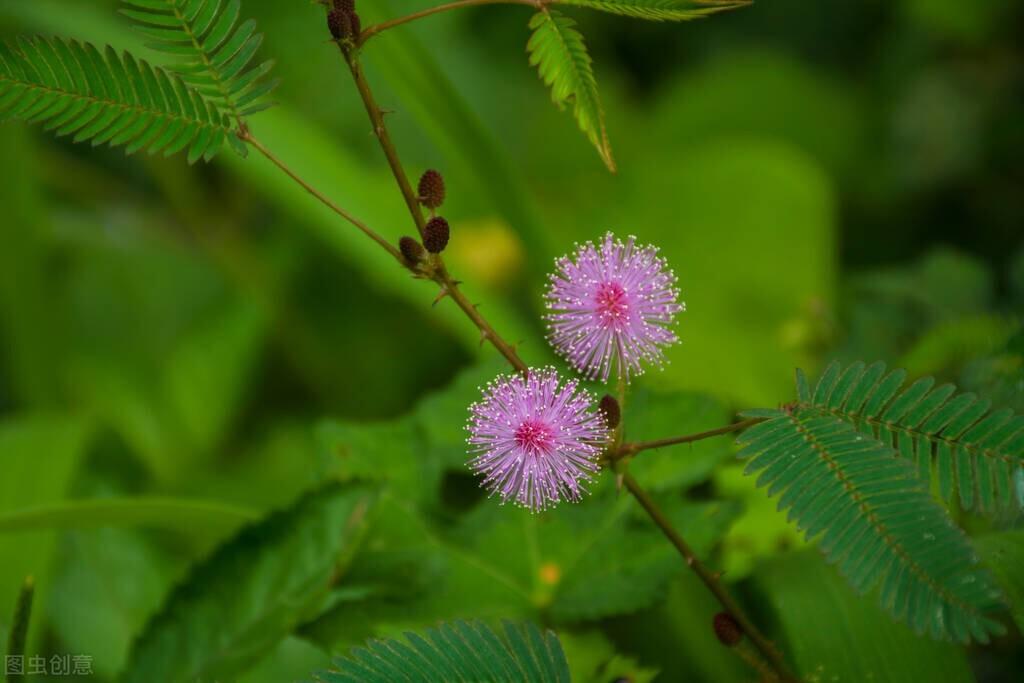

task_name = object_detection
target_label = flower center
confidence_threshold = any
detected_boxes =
[514,419,556,457]
[594,281,629,328]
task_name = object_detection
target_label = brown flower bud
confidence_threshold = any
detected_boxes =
[599,394,621,429]
[713,612,742,647]
[423,216,450,254]
[327,8,359,42]
[418,169,446,209]
[399,236,425,264]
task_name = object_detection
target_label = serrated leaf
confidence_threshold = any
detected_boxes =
[527,9,614,171]
[737,409,1006,643]
[121,483,375,683]
[314,620,570,683]
[0,36,233,161]
[555,0,749,22]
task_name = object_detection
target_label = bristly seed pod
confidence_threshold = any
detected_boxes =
[334,0,355,12]
[399,236,425,264]
[599,394,621,429]
[418,169,446,209]
[713,612,742,646]
[423,216,450,254]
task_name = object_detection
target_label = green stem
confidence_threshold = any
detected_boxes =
[358,0,543,46]
[623,473,796,682]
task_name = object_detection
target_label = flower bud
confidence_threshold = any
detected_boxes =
[418,169,446,209]
[424,216,450,254]
[599,394,620,429]
[327,8,359,41]
[713,612,742,646]
[399,236,425,264]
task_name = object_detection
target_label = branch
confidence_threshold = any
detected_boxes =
[340,49,528,374]
[238,129,406,265]
[359,0,543,46]
[618,417,762,458]
[623,473,796,682]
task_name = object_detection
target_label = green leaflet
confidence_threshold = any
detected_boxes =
[527,9,614,172]
[736,408,1006,643]
[121,483,375,683]
[554,0,749,22]
[0,36,233,163]
[120,0,277,120]
[802,360,1024,516]
[313,620,571,683]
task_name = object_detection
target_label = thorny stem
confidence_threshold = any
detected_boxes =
[341,47,528,375]
[358,0,544,46]
[623,473,796,682]
[617,417,762,459]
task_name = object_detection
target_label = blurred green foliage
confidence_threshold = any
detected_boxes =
[0,0,1021,681]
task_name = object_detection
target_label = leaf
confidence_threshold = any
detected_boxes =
[555,0,749,22]
[313,620,571,683]
[0,497,256,536]
[121,0,278,120]
[558,630,658,683]
[736,408,1005,642]
[121,483,375,683]
[0,36,232,162]
[802,360,1024,516]
[527,9,614,172]
[753,550,976,682]
[977,529,1024,632]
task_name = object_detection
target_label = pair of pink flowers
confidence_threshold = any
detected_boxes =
[467,233,684,511]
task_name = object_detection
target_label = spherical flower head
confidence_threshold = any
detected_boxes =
[466,367,609,512]
[545,232,684,382]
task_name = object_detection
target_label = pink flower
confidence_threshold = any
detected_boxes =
[545,233,683,382]
[466,367,609,511]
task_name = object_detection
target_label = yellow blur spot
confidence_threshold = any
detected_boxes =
[538,562,561,586]
[448,217,525,287]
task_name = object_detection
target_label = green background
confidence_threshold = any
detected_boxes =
[0,0,1022,681]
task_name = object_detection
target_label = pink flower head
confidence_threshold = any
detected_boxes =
[466,367,609,512]
[545,233,683,382]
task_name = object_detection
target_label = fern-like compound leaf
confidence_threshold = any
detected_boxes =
[0,37,234,163]
[527,9,615,172]
[314,620,571,683]
[803,361,1024,516]
[120,0,278,121]
[554,0,749,22]
[737,408,1006,643]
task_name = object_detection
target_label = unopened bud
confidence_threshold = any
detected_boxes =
[399,236,425,264]
[713,612,742,647]
[424,216,450,254]
[418,169,446,209]
[599,395,620,429]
